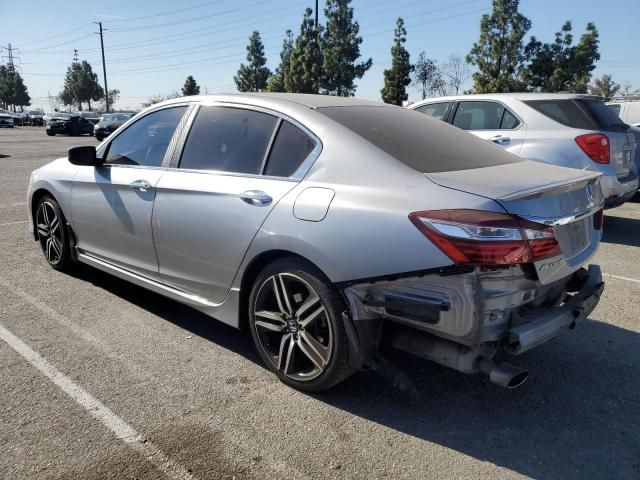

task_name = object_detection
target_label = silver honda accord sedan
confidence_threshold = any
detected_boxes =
[28,93,605,391]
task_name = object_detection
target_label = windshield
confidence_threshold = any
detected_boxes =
[317,105,521,173]
[100,114,113,122]
[53,113,71,120]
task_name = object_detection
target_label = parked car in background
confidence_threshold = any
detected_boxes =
[79,111,101,125]
[94,112,134,141]
[411,93,638,208]
[21,110,45,126]
[0,109,15,127]
[28,93,605,391]
[607,100,640,127]
[45,113,94,136]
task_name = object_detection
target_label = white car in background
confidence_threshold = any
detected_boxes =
[607,100,640,127]
[410,93,638,208]
[0,109,15,127]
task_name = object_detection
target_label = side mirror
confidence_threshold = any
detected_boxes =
[68,146,103,166]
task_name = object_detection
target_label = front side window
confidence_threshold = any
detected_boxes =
[414,102,451,120]
[452,101,520,130]
[180,106,278,174]
[105,106,187,167]
[264,121,316,177]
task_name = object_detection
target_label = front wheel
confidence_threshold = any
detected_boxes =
[248,258,353,392]
[35,196,74,271]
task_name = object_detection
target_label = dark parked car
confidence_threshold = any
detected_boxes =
[94,112,134,141]
[21,110,45,126]
[45,113,94,136]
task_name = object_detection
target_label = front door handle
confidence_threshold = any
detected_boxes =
[489,135,510,145]
[129,179,153,192]
[239,190,272,206]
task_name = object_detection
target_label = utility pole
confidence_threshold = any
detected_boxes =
[96,22,109,112]
[315,0,319,28]
[73,49,79,63]
[1,44,21,111]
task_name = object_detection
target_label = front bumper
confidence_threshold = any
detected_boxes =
[601,170,639,208]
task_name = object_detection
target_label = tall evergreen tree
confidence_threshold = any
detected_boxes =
[321,0,371,96]
[522,22,600,93]
[381,18,413,105]
[589,74,620,101]
[467,0,531,93]
[234,31,271,92]
[266,30,294,92]
[13,72,31,110]
[59,60,103,110]
[0,66,31,111]
[286,8,322,93]
[182,75,201,96]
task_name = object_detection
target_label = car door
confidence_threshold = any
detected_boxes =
[451,100,527,155]
[152,104,320,304]
[69,105,189,280]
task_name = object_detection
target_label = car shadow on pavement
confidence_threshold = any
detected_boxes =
[320,318,640,479]
[602,215,640,247]
[69,266,639,479]
[67,266,264,367]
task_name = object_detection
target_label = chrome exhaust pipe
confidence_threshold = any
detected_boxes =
[478,358,529,389]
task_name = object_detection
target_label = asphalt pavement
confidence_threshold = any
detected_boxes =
[1,127,639,479]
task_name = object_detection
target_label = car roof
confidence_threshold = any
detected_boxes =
[159,92,387,109]
[411,92,604,106]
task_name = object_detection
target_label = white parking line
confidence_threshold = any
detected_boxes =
[0,220,27,227]
[604,273,640,284]
[0,322,195,480]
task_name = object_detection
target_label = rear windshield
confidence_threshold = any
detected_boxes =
[525,99,629,132]
[607,103,621,115]
[316,105,520,173]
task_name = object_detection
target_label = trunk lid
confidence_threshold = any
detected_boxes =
[426,161,604,284]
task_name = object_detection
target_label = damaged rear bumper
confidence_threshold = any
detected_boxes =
[342,264,604,386]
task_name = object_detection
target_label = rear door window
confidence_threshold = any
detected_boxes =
[414,102,451,120]
[452,101,519,130]
[264,121,316,177]
[525,99,629,132]
[180,106,278,174]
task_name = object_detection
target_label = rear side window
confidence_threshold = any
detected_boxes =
[414,102,450,120]
[317,105,521,173]
[180,107,278,174]
[452,101,520,130]
[264,121,316,177]
[525,99,629,132]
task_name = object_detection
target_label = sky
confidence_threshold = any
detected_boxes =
[1,0,638,112]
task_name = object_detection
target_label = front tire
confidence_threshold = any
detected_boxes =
[248,258,353,392]
[35,196,74,271]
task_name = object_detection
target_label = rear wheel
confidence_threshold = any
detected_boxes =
[46,131,55,136]
[248,258,352,392]
[35,196,74,271]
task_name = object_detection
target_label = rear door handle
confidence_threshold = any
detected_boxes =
[129,179,153,192]
[489,135,510,145]
[239,190,272,206]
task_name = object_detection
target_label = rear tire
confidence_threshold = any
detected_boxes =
[46,131,55,136]
[35,195,74,271]
[248,257,353,392]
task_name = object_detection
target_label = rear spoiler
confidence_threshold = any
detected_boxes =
[498,172,601,202]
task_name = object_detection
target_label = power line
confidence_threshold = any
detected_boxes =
[102,0,227,23]
[18,23,93,48]
[20,33,96,53]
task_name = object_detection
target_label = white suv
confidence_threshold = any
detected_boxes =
[410,93,638,208]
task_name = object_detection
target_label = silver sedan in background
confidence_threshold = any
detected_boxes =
[27,94,604,391]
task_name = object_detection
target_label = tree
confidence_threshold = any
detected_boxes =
[321,0,372,96]
[141,91,181,108]
[266,30,294,92]
[97,89,120,111]
[620,83,640,99]
[442,54,471,95]
[59,60,104,110]
[467,0,531,93]
[181,75,201,96]
[589,74,620,101]
[411,52,444,100]
[234,31,271,92]
[522,21,600,93]
[286,8,323,93]
[381,18,413,105]
[0,65,31,111]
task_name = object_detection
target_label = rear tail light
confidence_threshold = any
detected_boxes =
[575,133,610,164]
[409,209,561,266]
